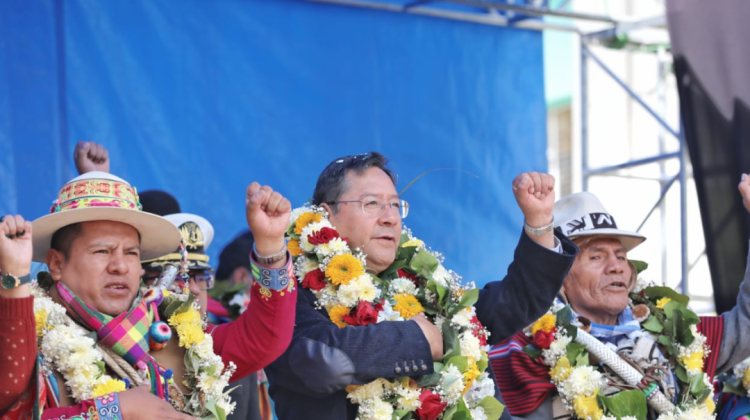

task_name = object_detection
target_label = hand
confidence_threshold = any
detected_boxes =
[119,383,196,420]
[0,215,33,278]
[410,313,443,361]
[245,183,291,259]
[512,172,555,227]
[739,174,750,214]
[74,141,110,174]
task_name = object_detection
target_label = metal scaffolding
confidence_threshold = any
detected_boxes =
[301,0,695,301]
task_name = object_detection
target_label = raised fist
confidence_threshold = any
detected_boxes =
[0,215,33,277]
[512,172,555,228]
[245,183,291,260]
[74,141,110,174]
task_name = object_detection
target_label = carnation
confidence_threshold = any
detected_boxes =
[438,365,465,406]
[558,366,604,402]
[300,220,333,252]
[394,386,422,411]
[542,332,572,366]
[432,264,450,288]
[451,307,475,329]
[459,331,482,361]
[388,278,418,297]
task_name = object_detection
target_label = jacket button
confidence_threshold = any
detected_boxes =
[421,364,428,371]
[395,366,402,374]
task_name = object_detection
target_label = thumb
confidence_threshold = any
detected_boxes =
[74,141,90,160]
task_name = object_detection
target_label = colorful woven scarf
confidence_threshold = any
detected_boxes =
[56,282,151,365]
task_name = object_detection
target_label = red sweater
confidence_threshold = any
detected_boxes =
[0,296,37,419]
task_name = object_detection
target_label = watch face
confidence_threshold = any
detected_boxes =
[1,274,18,289]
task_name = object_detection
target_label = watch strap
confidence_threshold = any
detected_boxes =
[1,272,32,289]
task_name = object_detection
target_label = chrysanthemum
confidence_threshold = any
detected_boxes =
[462,359,482,394]
[401,238,424,248]
[288,239,302,256]
[532,314,556,335]
[35,309,48,337]
[393,293,424,318]
[169,308,205,348]
[680,349,705,373]
[573,391,603,420]
[294,212,322,235]
[329,305,350,328]
[550,356,572,382]
[92,377,127,397]
[325,254,365,286]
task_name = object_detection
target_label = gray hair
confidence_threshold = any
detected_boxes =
[312,152,397,213]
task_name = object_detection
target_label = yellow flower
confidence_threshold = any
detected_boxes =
[531,314,556,335]
[401,239,424,248]
[550,356,572,382]
[288,239,302,256]
[573,391,604,420]
[656,297,672,310]
[705,397,716,414]
[345,384,361,393]
[329,305,350,328]
[743,367,750,390]
[462,359,482,394]
[92,378,127,397]
[325,254,364,286]
[168,308,205,349]
[35,309,48,337]
[680,350,704,372]
[294,212,322,235]
[393,294,424,318]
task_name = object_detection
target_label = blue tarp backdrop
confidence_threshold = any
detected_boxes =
[0,0,547,286]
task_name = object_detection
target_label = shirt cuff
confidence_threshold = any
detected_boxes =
[549,236,563,253]
[249,251,296,297]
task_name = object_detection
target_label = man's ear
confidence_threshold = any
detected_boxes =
[320,202,332,215]
[230,267,252,287]
[46,249,65,282]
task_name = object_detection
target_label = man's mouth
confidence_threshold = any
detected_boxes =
[104,283,130,294]
[374,235,396,243]
[604,280,628,291]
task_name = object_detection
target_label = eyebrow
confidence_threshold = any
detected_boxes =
[358,192,400,199]
[587,246,627,254]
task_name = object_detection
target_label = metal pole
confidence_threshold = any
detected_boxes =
[657,47,668,286]
[583,152,679,176]
[581,37,589,191]
[679,121,688,295]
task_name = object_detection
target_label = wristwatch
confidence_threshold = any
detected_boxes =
[1,272,32,289]
[523,217,555,236]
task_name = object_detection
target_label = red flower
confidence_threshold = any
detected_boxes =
[533,327,556,349]
[416,389,447,420]
[397,269,420,287]
[307,227,340,245]
[302,269,327,291]
[470,316,489,347]
[373,299,386,312]
[342,301,378,326]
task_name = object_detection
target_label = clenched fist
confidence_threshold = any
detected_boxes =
[512,172,556,248]
[245,183,291,267]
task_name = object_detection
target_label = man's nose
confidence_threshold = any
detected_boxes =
[108,252,129,274]
[379,203,400,225]
[605,254,624,273]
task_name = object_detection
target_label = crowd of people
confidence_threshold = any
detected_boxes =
[1,142,750,420]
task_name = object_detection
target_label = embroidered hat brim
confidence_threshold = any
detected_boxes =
[562,228,645,252]
[32,171,180,262]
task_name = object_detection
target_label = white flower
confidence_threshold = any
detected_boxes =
[362,398,394,420]
[632,276,654,294]
[459,331,482,361]
[388,278,417,297]
[294,255,319,279]
[317,237,349,256]
[469,406,487,420]
[217,397,237,415]
[394,386,422,411]
[193,334,215,359]
[438,364,465,405]
[347,379,393,404]
[377,301,404,322]
[288,207,310,231]
[542,333,572,366]
[451,307,475,329]
[621,417,638,420]
[337,275,380,307]
[464,373,495,407]
[432,264,450,288]
[433,315,447,331]
[558,366,604,401]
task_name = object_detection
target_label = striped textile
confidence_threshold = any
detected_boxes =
[489,332,554,415]
[490,315,726,416]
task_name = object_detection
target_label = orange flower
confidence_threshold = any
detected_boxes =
[294,212,322,235]
[329,305,350,328]
[393,294,424,318]
[325,254,364,286]
[288,239,302,256]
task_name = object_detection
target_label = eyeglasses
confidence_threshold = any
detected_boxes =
[142,269,214,290]
[328,197,409,219]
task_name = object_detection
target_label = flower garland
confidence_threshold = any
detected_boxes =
[523,276,715,420]
[287,205,502,420]
[716,358,750,401]
[32,282,236,420]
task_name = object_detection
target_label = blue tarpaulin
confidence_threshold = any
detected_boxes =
[0,0,547,286]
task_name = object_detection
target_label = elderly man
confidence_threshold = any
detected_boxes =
[263,152,578,420]
[0,171,297,420]
[492,181,750,419]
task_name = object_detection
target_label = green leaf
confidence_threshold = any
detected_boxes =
[477,396,506,420]
[415,372,441,388]
[566,343,586,367]
[722,382,747,397]
[477,353,489,373]
[597,389,647,420]
[446,355,469,372]
[409,250,439,279]
[630,259,649,274]
[441,403,458,420]
[575,352,590,367]
[644,286,690,306]
[563,324,578,341]
[641,315,664,333]
[674,365,689,383]
[523,345,543,360]
[689,373,709,399]
[555,306,574,327]
[381,259,408,279]
[442,323,460,360]
[457,288,479,311]
[451,398,471,420]
[658,334,671,347]
[392,409,409,420]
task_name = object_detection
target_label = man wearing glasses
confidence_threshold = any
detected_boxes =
[265,152,578,420]
[141,213,216,316]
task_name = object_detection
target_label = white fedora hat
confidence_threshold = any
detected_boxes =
[32,171,181,261]
[141,213,215,270]
[553,192,646,252]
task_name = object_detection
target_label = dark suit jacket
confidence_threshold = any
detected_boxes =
[266,230,577,420]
